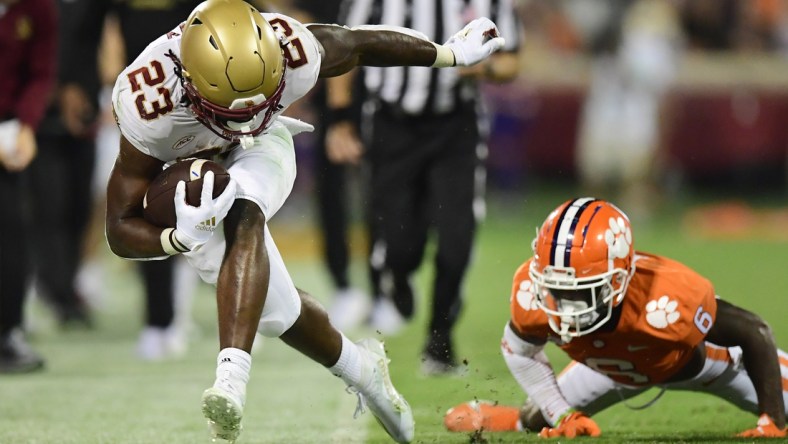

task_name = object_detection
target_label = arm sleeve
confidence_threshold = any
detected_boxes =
[15,0,58,129]
[501,323,573,426]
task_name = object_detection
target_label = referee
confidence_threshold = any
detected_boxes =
[328,0,521,375]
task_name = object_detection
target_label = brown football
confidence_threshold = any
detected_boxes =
[143,158,231,228]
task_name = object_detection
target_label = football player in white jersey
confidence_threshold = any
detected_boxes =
[104,0,505,442]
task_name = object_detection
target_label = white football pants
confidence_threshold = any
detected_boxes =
[183,123,301,338]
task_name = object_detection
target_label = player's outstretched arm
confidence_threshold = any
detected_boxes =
[501,322,599,437]
[309,17,505,78]
[705,299,787,436]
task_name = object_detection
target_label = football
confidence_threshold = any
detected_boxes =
[143,158,231,228]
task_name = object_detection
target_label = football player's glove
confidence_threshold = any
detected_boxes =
[443,17,505,67]
[443,400,520,432]
[736,414,787,438]
[539,409,601,438]
[173,171,237,251]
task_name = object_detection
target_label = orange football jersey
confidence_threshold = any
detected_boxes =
[510,252,717,386]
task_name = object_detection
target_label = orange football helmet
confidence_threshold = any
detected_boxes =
[171,0,287,142]
[529,198,634,339]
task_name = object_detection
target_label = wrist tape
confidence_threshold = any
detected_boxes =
[432,43,456,68]
[160,228,190,255]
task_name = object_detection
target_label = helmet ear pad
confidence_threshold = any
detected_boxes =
[529,198,635,339]
[178,0,287,141]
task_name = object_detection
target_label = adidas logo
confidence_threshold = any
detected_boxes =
[196,217,217,232]
[221,357,232,363]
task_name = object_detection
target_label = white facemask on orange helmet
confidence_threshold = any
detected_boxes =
[529,198,635,341]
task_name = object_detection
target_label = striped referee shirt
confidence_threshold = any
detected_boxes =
[339,0,521,115]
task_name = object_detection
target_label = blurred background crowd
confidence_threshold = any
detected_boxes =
[1,0,787,373]
[487,0,788,217]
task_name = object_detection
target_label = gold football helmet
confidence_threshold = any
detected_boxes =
[529,198,635,339]
[175,0,287,141]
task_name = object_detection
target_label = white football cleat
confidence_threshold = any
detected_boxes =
[202,372,246,443]
[368,298,405,337]
[136,326,188,361]
[420,352,469,378]
[136,327,165,361]
[350,338,414,443]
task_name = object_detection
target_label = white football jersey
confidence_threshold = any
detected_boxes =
[111,13,322,162]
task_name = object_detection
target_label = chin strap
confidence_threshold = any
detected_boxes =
[557,321,572,344]
[230,123,253,149]
[239,135,254,149]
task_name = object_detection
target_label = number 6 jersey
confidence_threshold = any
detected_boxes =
[111,13,321,162]
[510,252,718,386]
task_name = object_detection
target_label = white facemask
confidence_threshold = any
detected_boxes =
[558,299,601,331]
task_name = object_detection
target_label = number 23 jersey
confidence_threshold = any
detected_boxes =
[510,253,718,386]
[111,13,320,162]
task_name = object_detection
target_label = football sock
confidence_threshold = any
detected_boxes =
[215,347,251,388]
[328,334,363,386]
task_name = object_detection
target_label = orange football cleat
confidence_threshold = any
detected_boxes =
[736,414,787,438]
[444,400,520,432]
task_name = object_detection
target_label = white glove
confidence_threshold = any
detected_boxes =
[172,171,237,251]
[443,17,505,66]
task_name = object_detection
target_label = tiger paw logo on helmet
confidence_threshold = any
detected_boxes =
[645,295,680,328]
[604,216,632,260]
[516,280,538,311]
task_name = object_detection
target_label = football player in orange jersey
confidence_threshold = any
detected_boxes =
[444,197,787,438]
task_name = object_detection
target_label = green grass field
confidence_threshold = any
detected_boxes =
[1,186,785,444]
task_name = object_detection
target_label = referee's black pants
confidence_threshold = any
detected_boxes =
[368,105,480,339]
[0,168,31,334]
[27,130,94,323]
[314,118,351,291]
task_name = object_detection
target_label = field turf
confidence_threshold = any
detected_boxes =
[1,186,785,443]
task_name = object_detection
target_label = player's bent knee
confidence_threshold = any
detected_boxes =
[257,318,293,337]
[297,290,327,317]
[256,237,302,337]
[257,289,301,337]
[225,199,266,234]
